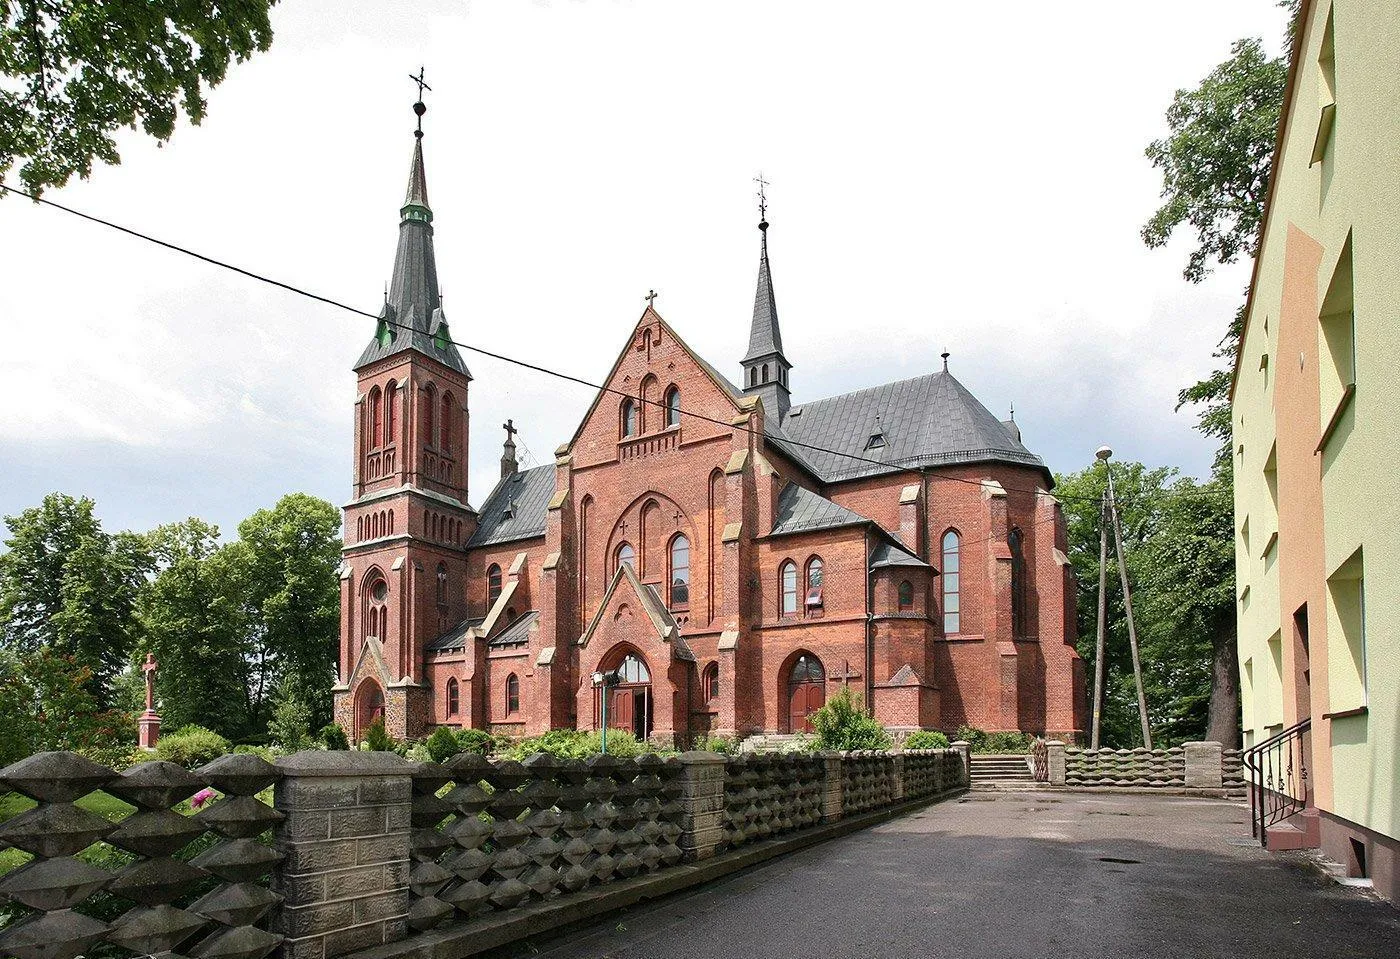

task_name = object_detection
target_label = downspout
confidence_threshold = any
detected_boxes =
[865,525,875,714]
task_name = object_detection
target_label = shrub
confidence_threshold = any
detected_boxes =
[691,734,738,755]
[231,744,276,762]
[955,725,988,752]
[903,730,950,750]
[504,728,656,760]
[426,726,462,763]
[320,723,349,750]
[808,687,892,751]
[455,728,496,756]
[155,725,231,768]
[403,741,432,762]
[362,718,395,752]
[983,731,1034,754]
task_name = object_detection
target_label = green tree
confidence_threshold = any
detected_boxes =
[227,493,340,732]
[0,493,149,702]
[0,647,132,767]
[1,1,277,196]
[139,518,250,737]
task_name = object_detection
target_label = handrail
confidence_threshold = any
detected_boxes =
[1241,717,1311,847]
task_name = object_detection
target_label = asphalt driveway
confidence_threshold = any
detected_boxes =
[490,791,1400,959]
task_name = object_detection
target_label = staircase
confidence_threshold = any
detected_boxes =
[739,734,810,754]
[970,753,1034,790]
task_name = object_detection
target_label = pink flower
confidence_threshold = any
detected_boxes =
[191,788,217,809]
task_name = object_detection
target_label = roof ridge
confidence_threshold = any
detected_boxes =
[790,368,949,412]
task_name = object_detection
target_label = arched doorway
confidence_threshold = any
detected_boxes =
[786,653,826,733]
[355,680,385,739]
[597,649,653,741]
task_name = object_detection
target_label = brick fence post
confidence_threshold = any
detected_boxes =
[1184,741,1223,789]
[820,751,844,822]
[890,753,905,803]
[273,751,415,959]
[951,740,971,786]
[677,751,728,861]
[1046,740,1067,786]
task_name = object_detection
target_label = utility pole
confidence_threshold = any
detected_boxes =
[1091,483,1110,750]
[1098,446,1153,750]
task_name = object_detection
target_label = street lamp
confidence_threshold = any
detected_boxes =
[591,669,621,754]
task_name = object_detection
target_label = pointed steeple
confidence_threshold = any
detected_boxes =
[741,175,792,419]
[355,94,469,377]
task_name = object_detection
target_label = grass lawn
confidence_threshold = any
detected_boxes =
[0,789,139,875]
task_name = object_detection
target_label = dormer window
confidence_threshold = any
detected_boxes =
[866,433,886,450]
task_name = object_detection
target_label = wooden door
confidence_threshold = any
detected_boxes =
[789,682,825,733]
[610,688,633,732]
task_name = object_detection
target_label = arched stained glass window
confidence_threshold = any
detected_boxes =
[942,531,960,634]
[616,653,650,684]
[805,558,824,608]
[780,561,798,616]
[506,673,520,714]
[616,542,636,573]
[789,654,824,684]
[621,398,638,437]
[703,662,719,701]
[670,535,690,607]
[665,387,681,428]
[1010,527,1027,637]
[445,678,459,717]
[898,580,914,612]
[487,563,503,609]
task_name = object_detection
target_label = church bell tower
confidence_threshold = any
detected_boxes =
[335,76,476,741]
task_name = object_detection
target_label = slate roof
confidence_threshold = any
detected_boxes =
[744,235,784,362]
[487,610,539,647]
[427,616,486,652]
[776,370,1044,483]
[468,464,555,547]
[870,540,931,569]
[355,139,470,376]
[771,483,869,536]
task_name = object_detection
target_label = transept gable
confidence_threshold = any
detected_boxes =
[347,636,392,690]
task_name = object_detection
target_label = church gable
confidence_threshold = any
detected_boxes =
[567,308,744,468]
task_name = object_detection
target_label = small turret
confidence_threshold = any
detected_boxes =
[501,419,519,478]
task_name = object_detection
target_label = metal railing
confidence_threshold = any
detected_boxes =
[1242,717,1311,846]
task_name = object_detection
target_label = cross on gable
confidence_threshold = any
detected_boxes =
[645,289,658,307]
[833,659,861,686]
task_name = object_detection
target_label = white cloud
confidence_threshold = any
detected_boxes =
[0,0,1290,535]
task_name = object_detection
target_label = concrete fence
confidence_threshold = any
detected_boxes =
[1037,741,1244,796]
[0,747,969,959]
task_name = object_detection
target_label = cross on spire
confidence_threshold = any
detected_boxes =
[503,418,518,441]
[409,66,432,138]
[754,172,770,226]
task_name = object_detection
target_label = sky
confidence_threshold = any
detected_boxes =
[0,0,1293,539]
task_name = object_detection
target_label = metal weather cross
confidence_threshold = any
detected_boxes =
[409,66,432,137]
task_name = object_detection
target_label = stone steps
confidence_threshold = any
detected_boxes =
[970,754,1032,785]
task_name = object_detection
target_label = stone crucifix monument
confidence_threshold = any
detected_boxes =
[138,652,162,750]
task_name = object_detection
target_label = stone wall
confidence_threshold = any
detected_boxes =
[0,751,284,959]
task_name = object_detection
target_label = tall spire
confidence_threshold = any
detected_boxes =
[741,173,792,419]
[355,72,469,377]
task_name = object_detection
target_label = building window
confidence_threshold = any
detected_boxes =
[616,542,635,573]
[1318,233,1356,454]
[1009,527,1027,637]
[865,433,885,450]
[703,662,719,702]
[805,557,824,609]
[370,387,383,448]
[365,575,389,641]
[669,534,690,608]
[423,384,436,448]
[616,653,650,683]
[621,398,638,437]
[436,562,448,605]
[1327,548,1367,710]
[506,673,520,715]
[440,392,454,454]
[445,677,459,717]
[665,386,681,428]
[487,564,502,609]
[898,580,914,612]
[384,380,397,444]
[780,560,798,616]
[942,530,960,634]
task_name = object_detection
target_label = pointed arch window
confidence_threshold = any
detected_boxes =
[616,653,650,683]
[780,560,798,616]
[487,563,502,610]
[621,398,638,438]
[365,575,389,641]
[370,387,383,448]
[898,580,915,612]
[423,384,436,448]
[703,662,719,702]
[665,387,681,428]
[762,363,770,383]
[440,392,454,453]
[616,542,636,574]
[385,381,397,445]
[445,677,460,717]
[1009,527,1027,637]
[505,673,520,715]
[669,534,690,608]
[941,531,960,634]
[805,557,824,609]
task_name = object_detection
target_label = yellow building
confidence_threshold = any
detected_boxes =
[1233,0,1399,903]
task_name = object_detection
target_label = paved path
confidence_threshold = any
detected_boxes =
[490,792,1400,959]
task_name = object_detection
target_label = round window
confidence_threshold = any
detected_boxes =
[371,581,388,602]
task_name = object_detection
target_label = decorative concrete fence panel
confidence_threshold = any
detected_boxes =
[840,752,897,815]
[1065,747,1188,788]
[0,751,284,959]
[720,754,825,848]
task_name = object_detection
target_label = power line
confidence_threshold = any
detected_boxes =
[0,180,1194,512]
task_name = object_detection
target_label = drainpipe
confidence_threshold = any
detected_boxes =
[865,525,875,714]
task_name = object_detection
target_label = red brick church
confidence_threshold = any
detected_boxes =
[334,123,1087,746]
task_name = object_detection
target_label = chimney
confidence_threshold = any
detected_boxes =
[501,419,519,478]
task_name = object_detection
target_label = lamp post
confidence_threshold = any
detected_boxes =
[591,669,621,754]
